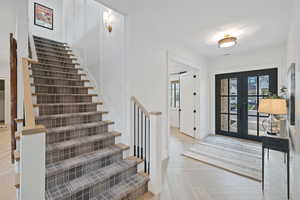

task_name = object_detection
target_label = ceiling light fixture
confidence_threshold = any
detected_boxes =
[218,34,237,48]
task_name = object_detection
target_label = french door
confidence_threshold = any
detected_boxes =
[215,68,278,141]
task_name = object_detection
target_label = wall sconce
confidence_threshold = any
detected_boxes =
[103,10,113,33]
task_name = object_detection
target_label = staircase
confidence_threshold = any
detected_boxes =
[31,36,149,200]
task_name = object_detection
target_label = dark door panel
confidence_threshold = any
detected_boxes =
[215,68,278,141]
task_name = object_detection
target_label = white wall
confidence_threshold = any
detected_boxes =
[287,0,300,199]
[62,0,128,143]
[29,0,63,41]
[0,1,16,125]
[74,0,212,160]
[208,44,287,134]
[61,0,211,160]
[123,2,210,159]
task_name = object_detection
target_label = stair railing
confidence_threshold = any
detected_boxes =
[14,54,46,200]
[131,96,162,195]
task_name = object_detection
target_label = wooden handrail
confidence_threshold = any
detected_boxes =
[131,96,162,117]
[22,57,39,129]
[10,33,17,163]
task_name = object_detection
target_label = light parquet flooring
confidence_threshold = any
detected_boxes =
[148,128,289,200]
[0,126,289,200]
[0,127,16,200]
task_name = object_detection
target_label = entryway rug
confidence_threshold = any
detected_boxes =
[182,135,262,181]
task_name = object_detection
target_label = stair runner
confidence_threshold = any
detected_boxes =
[31,36,149,200]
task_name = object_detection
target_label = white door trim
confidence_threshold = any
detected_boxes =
[166,51,202,157]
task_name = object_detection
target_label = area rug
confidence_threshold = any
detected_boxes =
[182,135,262,181]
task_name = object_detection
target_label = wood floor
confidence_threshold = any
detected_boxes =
[0,127,16,200]
[0,127,289,200]
[149,128,289,200]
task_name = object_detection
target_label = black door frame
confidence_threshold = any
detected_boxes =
[215,68,278,141]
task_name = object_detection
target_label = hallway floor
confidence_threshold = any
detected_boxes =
[151,128,288,200]
[0,127,16,200]
[0,127,289,200]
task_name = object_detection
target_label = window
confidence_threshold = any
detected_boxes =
[170,80,180,108]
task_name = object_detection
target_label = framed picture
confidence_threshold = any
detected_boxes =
[287,63,296,126]
[34,3,53,30]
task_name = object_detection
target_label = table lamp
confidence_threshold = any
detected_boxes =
[258,98,287,135]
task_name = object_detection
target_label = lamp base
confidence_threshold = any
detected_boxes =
[267,131,277,136]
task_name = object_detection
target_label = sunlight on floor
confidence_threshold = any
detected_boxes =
[149,127,288,200]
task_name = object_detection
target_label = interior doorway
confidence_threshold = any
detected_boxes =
[0,79,5,126]
[215,68,278,141]
[168,59,200,138]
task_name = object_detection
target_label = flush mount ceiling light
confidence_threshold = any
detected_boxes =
[103,10,113,33]
[218,34,237,48]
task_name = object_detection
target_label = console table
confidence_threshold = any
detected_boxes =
[261,135,290,199]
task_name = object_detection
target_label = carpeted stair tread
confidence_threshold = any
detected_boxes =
[33,93,96,97]
[31,75,88,82]
[91,174,149,200]
[36,47,73,54]
[125,156,144,165]
[34,102,102,107]
[34,42,69,49]
[47,131,121,153]
[45,120,114,134]
[35,42,70,50]
[38,57,80,65]
[46,144,128,177]
[32,63,82,70]
[37,52,77,60]
[34,39,69,47]
[36,111,108,120]
[31,83,93,89]
[46,160,138,200]
[30,67,85,76]
[34,36,67,45]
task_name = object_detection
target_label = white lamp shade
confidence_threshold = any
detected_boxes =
[258,99,287,115]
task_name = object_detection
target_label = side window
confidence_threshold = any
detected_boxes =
[170,80,180,108]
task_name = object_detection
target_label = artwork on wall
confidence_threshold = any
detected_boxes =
[34,3,53,30]
[287,63,296,126]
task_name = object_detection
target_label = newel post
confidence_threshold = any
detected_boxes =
[149,112,162,195]
[20,127,46,200]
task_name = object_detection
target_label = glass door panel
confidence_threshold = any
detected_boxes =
[246,73,275,138]
[248,116,258,136]
[220,114,228,131]
[229,115,238,133]
[248,76,257,95]
[216,77,240,136]
[259,75,269,95]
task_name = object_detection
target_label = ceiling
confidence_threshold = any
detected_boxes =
[129,0,293,58]
[176,0,292,57]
